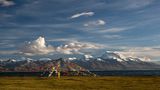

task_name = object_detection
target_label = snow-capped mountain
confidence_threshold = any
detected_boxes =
[101,51,124,62]
[67,57,77,61]
[83,54,94,61]
[0,59,17,63]
[0,51,159,71]
[0,58,87,72]
[73,51,160,70]
[100,51,151,62]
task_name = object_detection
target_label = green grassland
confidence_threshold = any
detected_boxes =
[0,76,160,90]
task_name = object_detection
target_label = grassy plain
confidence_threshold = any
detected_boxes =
[0,76,160,90]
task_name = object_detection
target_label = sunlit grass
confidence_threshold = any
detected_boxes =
[0,76,160,90]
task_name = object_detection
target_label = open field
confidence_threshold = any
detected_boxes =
[0,76,160,90]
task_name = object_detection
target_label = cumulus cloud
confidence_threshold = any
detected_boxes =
[20,36,55,56]
[56,40,104,54]
[20,36,103,56]
[84,19,106,27]
[0,0,15,7]
[70,12,94,19]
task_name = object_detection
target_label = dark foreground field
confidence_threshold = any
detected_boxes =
[0,76,160,90]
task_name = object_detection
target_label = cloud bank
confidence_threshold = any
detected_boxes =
[113,47,160,61]
[20,36,103,56]
[56,40,103,54]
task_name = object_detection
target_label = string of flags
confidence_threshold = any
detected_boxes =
[48,61,61,78]
[45,60,96,78]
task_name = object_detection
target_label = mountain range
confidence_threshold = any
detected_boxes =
[0,51,160,72]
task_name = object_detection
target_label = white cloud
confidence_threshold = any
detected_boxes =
[0,0,15,7]
[99,27,129,33]
[70,12,94,19]
[20,36,55,56]
[98,20,106,25]
[84,19,106,27]
[56,40,104,54]
[20,36,104,56]
[102,35,122,39]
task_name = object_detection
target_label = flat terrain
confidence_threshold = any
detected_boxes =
[0,76,160,90]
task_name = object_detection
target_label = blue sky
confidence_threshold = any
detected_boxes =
[0,0,160,60]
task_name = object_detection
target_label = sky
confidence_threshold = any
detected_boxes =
[0,0,160,61]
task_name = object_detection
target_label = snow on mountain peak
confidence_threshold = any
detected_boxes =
[101,51,124,62]
[39,58,52,61]
[101,51,150,62]
[10,59,17,62]
[96,58,104,62]
[68,57,77,61]
[137,57,151,62]
[84,54,93,61]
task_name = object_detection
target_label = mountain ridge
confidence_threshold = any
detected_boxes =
[0,51,160,71]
